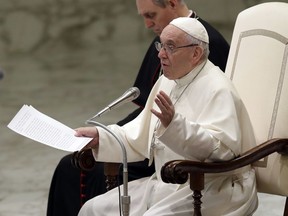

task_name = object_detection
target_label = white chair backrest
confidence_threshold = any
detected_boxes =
[225,2,288,196]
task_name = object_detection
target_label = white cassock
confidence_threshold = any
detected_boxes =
[78,60,258,216]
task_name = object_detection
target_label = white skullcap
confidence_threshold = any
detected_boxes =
[170,17,209,44]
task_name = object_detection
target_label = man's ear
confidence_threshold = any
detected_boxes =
[193,46,204,63]
[167,0,178,9]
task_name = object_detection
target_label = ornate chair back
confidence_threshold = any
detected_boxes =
[225,2,288,196]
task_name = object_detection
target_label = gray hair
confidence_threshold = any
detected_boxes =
[184,34,210,61]
[152,0,186,8]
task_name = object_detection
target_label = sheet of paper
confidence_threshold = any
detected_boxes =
[7,105,92,152]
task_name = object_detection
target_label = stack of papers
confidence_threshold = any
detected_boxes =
[7,105,92,152]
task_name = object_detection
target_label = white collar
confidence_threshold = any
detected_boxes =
[174,60,207,87]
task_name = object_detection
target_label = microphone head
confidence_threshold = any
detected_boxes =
[130,87,140,99]
[115,87,140,106]
[88,87,141,120]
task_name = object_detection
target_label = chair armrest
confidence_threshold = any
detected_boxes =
[161,138,288,185]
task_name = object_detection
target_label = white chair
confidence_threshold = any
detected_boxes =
[161,2,288,215]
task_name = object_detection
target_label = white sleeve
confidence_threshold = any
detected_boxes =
[158,88,240,162]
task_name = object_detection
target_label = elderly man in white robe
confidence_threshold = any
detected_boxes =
[75,17,258,216]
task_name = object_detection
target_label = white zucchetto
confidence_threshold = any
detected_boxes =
[170,17,209,44]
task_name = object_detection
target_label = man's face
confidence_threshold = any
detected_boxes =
[136,0,178,36]
[158,25,196,80]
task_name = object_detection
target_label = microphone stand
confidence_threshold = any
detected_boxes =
[86,119,130,216]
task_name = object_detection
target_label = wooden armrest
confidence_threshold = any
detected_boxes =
[161,138,288,184]
[71,149,96,171]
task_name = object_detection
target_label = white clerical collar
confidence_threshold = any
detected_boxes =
[187,10,197,18]
[174,60,207,87]
[187,10,193,17]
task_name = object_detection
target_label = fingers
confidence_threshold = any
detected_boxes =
[157,91,174,114]
[151,91,174,127]
[155,91,171,106]
[159,91,173,106]
[84,138,99,150]
[74,127,98,138]
[74,127,99,150]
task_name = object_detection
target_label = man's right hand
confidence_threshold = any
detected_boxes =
[75,127,99,150]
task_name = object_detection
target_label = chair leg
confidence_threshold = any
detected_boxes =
[105,174,119,191]
[192,190,202,216]
[189,172,204,216]
[284,197,288,216]
[104,163,120,191]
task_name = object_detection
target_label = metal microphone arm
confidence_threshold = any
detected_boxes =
[86,119,130,216]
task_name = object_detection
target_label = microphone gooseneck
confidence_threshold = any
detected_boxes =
[85,120,130,216]
[85,87,140,216]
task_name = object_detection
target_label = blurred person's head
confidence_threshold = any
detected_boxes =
[136,0,190,35]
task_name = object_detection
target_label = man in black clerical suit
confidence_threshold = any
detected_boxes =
[47,1,230,215]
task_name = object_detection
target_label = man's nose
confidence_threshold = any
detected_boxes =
[158,48,167,59]
[144,19,154,29]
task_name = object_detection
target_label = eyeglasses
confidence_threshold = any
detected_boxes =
[154,41,198,54]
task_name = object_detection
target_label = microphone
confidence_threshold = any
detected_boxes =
[89,87,140,119]
[85,87,140,216]
[85,120,130,216]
